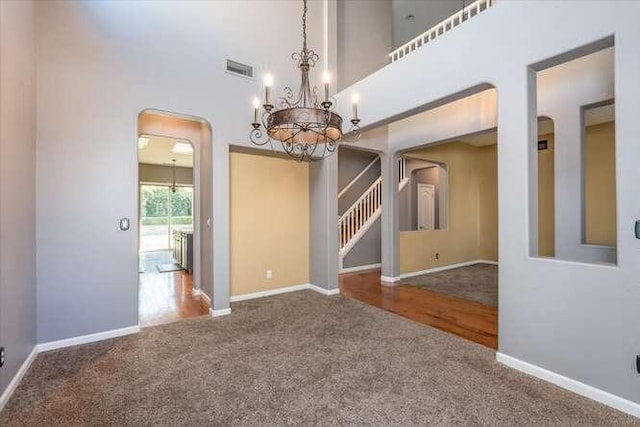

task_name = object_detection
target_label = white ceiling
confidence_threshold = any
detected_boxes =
[138,135,193,168]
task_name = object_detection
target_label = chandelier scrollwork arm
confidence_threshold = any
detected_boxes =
[248,0,362,162]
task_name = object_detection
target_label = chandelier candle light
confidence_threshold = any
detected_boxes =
[249,0,361,161]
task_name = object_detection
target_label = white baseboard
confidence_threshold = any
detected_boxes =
[210,307,231,317]
[37,325,141,353]
[476,259,499,265]
[308,284,340,296]
[380,275,400,283]
[0,346,38,412]
[230,283,340,302]
[496,352,640,418]
[230,284,310,302]
[340,263,381,274]
[398,259,498,280]
[191,288,202,297]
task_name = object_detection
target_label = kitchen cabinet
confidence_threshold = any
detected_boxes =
[172,230,193,274]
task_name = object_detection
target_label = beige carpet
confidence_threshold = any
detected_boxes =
[1,291,635,425]
[400,263,498,306]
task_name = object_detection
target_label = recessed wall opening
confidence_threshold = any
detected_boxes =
[530,40,616,264]
[229,146,310,300]
[137,110,213,327]
[399,157,448,232]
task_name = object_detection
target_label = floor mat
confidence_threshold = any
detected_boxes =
[156,263,183,273]
[139,250,175,274]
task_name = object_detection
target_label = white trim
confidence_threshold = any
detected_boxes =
[229,283,340,303]
[210,307,231,317]
[398,259,497,280]
[230,284,311,302]
[338,156,379,198]
[476,259,499,265]
[37,325,141,353]
[380,275,400,283]
[0,346,38,412]
[497,352,640,418]
[191,288,202,297]
[340,263,382,274]
[339,208,382,258]
[308,284,340,296]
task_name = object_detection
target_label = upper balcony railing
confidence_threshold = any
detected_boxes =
[389,0,496,63]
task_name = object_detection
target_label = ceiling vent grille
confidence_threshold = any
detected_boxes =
[226,60,254,79]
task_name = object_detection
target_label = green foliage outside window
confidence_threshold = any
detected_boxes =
[140,186,193,220]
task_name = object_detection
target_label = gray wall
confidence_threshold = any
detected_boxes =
[0,0,37,399]
[343,218,381,269]
[338,0,391,90]
[309,156,339,291]
[336,4,640,405]
[138,163,193,186]
[392,0,462,49]
[338,147,379,215]
[200,124,213,299]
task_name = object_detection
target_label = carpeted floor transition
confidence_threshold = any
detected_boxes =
[1,291,635,425]
[400,263,498,307]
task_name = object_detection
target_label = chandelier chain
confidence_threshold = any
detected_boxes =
[302,0,308,53]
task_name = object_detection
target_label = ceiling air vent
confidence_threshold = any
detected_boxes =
[226,59,254,79]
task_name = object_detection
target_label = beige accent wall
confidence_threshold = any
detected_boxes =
[584,121,616,246]
[400,142,498,274]
[537,122,616,254]
[538,133,556,257]
[477,145,499,260]
[230,152,309,296]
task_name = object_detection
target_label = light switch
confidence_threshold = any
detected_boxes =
[119,217,130,231]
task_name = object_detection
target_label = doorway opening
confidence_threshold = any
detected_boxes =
[337,145,382,273]
[340,87,499,350]
[137,111,213,327]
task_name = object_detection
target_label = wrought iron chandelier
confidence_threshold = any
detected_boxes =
[250,0,361,161]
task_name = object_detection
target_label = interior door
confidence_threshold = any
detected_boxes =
[417,183,435,230]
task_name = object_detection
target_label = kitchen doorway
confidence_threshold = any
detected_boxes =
[137,110,213,327]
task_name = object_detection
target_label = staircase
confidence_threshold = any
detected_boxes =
[339,158,408,266]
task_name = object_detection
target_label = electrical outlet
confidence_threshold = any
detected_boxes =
[0,346,5,368]
[266,270,273,279]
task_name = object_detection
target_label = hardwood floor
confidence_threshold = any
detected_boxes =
[339,269,498,349]
[139,269,209,327]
